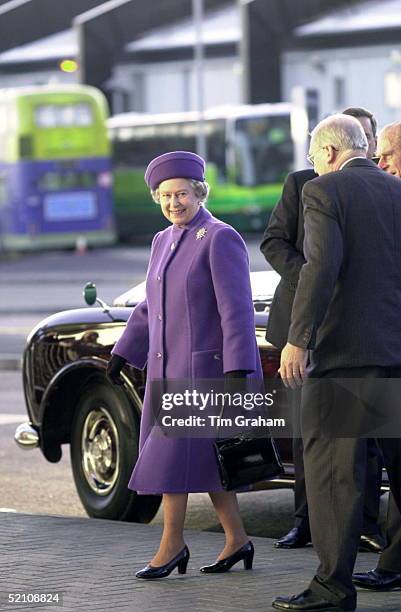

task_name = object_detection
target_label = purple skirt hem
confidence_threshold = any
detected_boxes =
[129,487,224,495]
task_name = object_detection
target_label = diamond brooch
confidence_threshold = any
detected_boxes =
[196,227,207,240]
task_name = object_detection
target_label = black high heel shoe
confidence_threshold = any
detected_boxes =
[136,545,190,579]
[199,541,254,573]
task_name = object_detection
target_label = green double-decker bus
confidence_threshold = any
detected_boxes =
[107,103,297,239]
[0,85,115,251]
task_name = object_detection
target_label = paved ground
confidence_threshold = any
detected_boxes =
[0,511,399,612]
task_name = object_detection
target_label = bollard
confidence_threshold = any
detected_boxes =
[75,235,87,255]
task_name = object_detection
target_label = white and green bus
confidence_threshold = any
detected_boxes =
[108,103,300,238]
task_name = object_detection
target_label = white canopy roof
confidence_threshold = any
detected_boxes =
[125,4,240,53]
[0,29,77,65]
[296,0,401,37]
[0,4,239,66]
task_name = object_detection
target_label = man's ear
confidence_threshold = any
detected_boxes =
[326,145,337,164]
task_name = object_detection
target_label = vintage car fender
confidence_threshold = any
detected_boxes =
[38,356,143,462]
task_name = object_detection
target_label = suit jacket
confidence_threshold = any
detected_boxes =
[289,158,401,374]
[260,169,317,349]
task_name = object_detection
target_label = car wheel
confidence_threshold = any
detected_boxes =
[70,380,161,522]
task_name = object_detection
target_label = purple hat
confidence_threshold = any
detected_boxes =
[144,150,205,190]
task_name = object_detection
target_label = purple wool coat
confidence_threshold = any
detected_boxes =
[112,206,262,494]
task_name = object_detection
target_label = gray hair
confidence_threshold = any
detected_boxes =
[151,179,210,205]
[311,114,368,153]
[378,121,401,147]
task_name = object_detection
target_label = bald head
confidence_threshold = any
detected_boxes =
[377,121,401,177]
[308,114,368,175]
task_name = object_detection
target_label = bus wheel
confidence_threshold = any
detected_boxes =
[70,381,161,522]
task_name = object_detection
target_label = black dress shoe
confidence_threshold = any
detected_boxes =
[199,541,254,573]
[358,533,386,553]
[352,567,401,590]
[135,545,190,579]
[274,527,312,549]
[272,589,344,610]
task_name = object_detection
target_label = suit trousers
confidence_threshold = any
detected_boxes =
[292,436,383,535]
[290,374,383,535]
[301,366,401,610]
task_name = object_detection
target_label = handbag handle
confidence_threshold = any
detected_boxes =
[216,373,249,440]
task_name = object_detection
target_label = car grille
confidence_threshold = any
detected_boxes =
[32,340,73,387]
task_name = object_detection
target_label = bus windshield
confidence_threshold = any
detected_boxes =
[233,114,293,186]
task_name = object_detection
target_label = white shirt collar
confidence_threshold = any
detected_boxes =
[339,156,367,170]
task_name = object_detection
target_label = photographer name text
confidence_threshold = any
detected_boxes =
[161,415,285,428]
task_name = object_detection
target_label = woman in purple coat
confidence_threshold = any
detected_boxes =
[107,151,262,579]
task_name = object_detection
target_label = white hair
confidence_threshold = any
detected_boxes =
[311,114,368,153]
[378,121,401,147]
[151,179,210,205]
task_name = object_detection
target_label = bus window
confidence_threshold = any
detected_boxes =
[112,123,197,168]
[37,171,98,191]
[206,119,226,182]
[111,118,226,180]
[35,103,93,128]
[74,104,93,126]
[35,106,57,128]
[233,115,293,186]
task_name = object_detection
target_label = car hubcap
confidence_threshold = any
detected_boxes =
[81,407,120,495]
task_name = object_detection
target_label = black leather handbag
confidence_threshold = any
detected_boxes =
[213,434,284,491]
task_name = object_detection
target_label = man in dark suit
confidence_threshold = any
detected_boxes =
[260,107,384,553]
[272,114,401,611]
[350,120,401,592]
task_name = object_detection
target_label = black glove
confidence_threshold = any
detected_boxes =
[107,354,127,386]
[224,370,249,379]
[224,370,250,397]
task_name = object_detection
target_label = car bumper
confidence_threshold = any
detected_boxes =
[14,422,40,449]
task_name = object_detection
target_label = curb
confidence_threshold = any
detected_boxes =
[0,355,22,370]
[0,309,64,315]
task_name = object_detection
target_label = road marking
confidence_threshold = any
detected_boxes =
[0,327,31,334]
[0,414,26,425]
